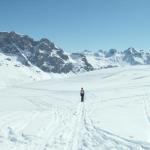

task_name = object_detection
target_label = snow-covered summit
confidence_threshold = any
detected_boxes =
[82,47,150,69]
[0,31,150,74]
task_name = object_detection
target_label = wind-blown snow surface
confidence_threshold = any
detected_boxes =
[0,66,150,150]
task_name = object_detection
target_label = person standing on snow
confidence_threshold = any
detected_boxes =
[80,88,85,102]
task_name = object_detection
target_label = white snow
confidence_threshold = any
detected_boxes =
[82,51,124,69]
[0,65,150,149]
[0,53,52,89]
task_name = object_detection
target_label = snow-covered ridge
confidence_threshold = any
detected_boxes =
[0,31,150,74]
[81,48,150,69]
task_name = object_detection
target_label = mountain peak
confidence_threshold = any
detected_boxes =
[0,32,150,73]
[125,47,137,54]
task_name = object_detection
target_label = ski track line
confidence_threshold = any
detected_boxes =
[24,101,73,150]
[144,99,150,124]
[88,93,146,106]
[25,111,59,150]
[42,107,74,150]
[2,113,35,131]
[15,112,41,133]
[0,100,150,150]
[0,112,41,150]
[44,103,79,150]
[46,115,72,150]
[82,105,147,150]
[0,111,31,130]
[67,103,80,150]
[9,112,54,150]
[38,109,65,150]
[24,98,48,111]
[67,103,85,150]
[70,102,150,150]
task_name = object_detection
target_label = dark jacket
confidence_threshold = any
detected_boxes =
[80,89,84,97]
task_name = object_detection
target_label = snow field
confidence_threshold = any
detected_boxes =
[0,65,150,149]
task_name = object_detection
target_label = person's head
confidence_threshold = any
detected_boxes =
[81,87,83,90]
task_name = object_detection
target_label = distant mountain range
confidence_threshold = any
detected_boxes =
[0,31,150,73]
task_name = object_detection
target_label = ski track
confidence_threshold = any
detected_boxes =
[144,98,150,124]
[0,100,150,150]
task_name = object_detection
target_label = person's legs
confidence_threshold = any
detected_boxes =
[81,96,84,102]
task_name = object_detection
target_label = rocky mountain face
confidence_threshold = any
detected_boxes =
[0,32,75,73]
[0,32,150,73]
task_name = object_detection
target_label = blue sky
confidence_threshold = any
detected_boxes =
[0,0,150,52]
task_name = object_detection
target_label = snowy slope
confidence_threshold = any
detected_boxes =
[0,66,150,149]
[0,53,51,89]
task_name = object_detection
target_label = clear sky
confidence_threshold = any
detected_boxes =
[0,0,150,52]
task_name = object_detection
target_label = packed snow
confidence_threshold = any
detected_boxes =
[0,65,150,150]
